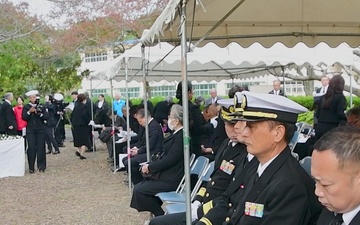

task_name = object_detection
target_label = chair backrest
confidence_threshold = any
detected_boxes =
[178,156,209,193]
[191,161,215,200]
[300,156,312,175]
[175,154,206,193]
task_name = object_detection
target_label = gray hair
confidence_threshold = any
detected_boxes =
[4,92,13,100]
[170,104,183,124]
[314,125,360,170]
[136,108,151,119]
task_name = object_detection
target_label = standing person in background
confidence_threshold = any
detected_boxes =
[0,92,17,135]
[44,95,60,155]
[268,80,285,96]
[315,75,347,141]
[113,93,126,117]
[84,91,95,152]
[205,88,222,107]
[153,96,173,129]
[176,81,215,157]
[13,96,27,136]
[94,94,110,134]
[71,93,91,159]
[313,76,330,130]
[22,90,48,173]
[13,96,27,149]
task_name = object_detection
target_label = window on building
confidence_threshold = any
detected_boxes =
[192,84,216,97]
[115,87,140,99]
[89,89,109,96]
[84,52,108,63]
[151,85,176,97]
[284,81,304,95]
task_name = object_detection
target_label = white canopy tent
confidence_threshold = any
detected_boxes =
[90,42,355,82]
[140,0,360,48]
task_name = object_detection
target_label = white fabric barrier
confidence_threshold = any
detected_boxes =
[0,139,25,178]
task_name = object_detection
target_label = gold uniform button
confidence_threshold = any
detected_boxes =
[205,193,209,197]
[211,181,215,185]
[228,203,232,207]
[225,217,230,222]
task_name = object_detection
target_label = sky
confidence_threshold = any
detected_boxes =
[11,0,53,16]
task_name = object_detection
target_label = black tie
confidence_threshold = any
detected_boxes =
[330,213,343,225]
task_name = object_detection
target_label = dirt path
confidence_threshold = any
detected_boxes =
[0,138,149,225]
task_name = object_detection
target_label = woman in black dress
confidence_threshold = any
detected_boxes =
[315,75,347,140]
[71,93,91,159]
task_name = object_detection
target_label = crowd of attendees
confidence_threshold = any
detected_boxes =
[1,74,360,224]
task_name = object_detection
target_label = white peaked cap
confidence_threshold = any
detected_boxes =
[217,91,308,124]
[54,93,64,101]
[25,90,39,97]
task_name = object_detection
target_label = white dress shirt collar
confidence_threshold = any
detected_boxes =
[257,154,279,177]
[98,100,104,108]
[173,127,183,134]
[343,204,360,225]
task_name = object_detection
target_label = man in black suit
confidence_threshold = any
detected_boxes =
[268,80,285,96]
[312,126,360,225]
[0,92,17,135]
[194,91,322,225]
[122,108,164,184]
[313,76,330,129]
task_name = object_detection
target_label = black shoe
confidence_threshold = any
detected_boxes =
[39,169,45,173]
[52,151,60,155]
[75,151,81,157]
[29,170,35,174]
[46,150,52,154]
[58,144,65,148]
[80,155,86,160]
[85,148,96,152]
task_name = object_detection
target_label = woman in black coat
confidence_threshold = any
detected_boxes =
[130,104,185,216]
[71,93,92,159]
[316,75,347,140]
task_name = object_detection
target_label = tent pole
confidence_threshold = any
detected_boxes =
[180,2,192,225]
[125,60,132,193]
[90,78,95,153]
[110,79,117,173]
[350,65,353,107]
[142,44,151,163]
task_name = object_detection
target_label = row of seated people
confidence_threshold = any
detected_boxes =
[132,91,335,225]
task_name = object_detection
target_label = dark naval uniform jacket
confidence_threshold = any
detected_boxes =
[197,147,322,225]
[193,139,247,204]
[317,208,360,225]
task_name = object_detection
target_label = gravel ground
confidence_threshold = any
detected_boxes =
[0,137,150,225]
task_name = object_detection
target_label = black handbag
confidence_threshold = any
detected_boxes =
[141,151,164,180]
[98,130,112,143]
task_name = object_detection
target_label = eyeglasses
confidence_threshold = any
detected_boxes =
[348,119,360,125]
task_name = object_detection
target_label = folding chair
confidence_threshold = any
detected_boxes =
[165,161,215,214]
[299,156,312,175]
[156,156,209,203]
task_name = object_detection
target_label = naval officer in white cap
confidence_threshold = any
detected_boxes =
[22,90,49,173]
[195,91,322,225]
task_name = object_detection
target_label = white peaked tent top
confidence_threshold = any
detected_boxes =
[140,0,360,48]
[89,42,356,82]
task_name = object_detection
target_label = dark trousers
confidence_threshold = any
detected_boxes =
[45,126,59,152]
[59,119,65,140]
[26,129,46,171]
[149,212,187,225]
[54,125,63,146]
[87,126,94,150]
[122,153,147,184]
[130,179,179,216]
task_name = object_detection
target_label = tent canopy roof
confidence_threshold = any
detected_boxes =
[88,42,356,82]
[140,0,360,48]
